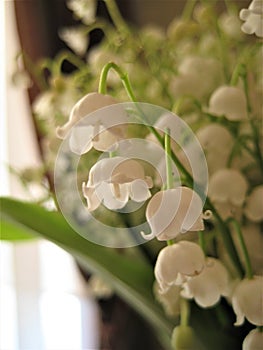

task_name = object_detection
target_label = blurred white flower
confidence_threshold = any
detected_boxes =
[56,92,127,154]
[240,0,263,37]
[89,275,113,299]
[244,185,263,222]
[181,258,230,307]
[243,328,263,350]
[154,241,205,292]
[219,13,243,39]
[209,169,248,207]
[153,281,181,317]
[141,187,205,241]
[59,27,89,56]
[196,124,234,174]
[208,85,248,121]
[232,276,263,326]
[82,157,153,211]
[67,0,96,25]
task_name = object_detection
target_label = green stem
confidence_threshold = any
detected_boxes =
[54,51,85,75]
[164,129,173,190]
[103,0,130,35]
[180,298,190,327]
[227,218,253,279]
[182,0,197,20]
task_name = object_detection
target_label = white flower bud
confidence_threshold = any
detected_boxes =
[208,169,248,206]
[232,276,263,326]
[154,241,205,292]
[208,85,248,121]
[244,185,263,222]
[243,328,263,350]
[141,187,204,241]
[181,258,230,307]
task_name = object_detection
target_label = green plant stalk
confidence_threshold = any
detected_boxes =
[227,218,253,279]
[54,51,86,75]
[98,61,244,278]
[182,0,197,20]
[103,0,130,35]
[180,298,190,327]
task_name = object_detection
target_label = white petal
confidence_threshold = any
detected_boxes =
[69,125,93,154]
[82,184,100,211]
[245,186,263,222]
[95,182,129,210]
[209,169,248,206]
[129,179,152,202]
[153,281,181,317]
[181,258,229,307]
[232,276,263,326]
[154,241,205,291]
[145,187,204,241]
[243,329,263,350]
[208,85,248,121]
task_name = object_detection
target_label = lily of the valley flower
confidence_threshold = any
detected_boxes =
[208,85,248,121]
[209,169,248,207]
[141,187,205,241]
[242,329,263,350]
[181,258,230,307]
[67,0,96,25]
[232,276,263,326]
[240,0,263,38]
[154,241,205,292]
[82,156,153,211]
[56,92,127,154]
[244,185,263,222]
[59,27,89,56]
[196,124,234,174]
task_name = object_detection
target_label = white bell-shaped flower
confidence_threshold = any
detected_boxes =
[232,276,263,326]
[244,185,263,222]
[243,328,263,350]
[59,26,89,56]
[154,241,205,292]
[141,187,204,241]
[196,124,234,174]
[240,0,263,38]
[209,169,248,207]
[208,85,248,121]
[181,258,230,307]
[56,92,127,154]
[82,157,153,211]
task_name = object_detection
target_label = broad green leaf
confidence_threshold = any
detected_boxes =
[1,215,36,240]
[0,197,174,349]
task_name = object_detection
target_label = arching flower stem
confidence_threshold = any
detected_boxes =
[103,0,130,36]
[182,0,197,20]
[98,61,244,277]
[226,218,253,279]
[198,231,206,254]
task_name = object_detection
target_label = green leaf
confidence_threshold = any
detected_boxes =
[1,214,36,241]
[0,197,174,349]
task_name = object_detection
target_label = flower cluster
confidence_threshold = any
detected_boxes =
[21,0,263,349]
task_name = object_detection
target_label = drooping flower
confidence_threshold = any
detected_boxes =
[154,241,205,292]
[181,258,230,307]
[82,157,153,211]
[232,276,263,326]
[209,169,248,207]
[242,328,263,350]
[208,85,248,121]
[141,187,205,241]
[196,124,234,174]
[59,26,89,56]
[244,185,263,222]
[240,0,263,38]
[56,92,127,154]
[67,0,96,25]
